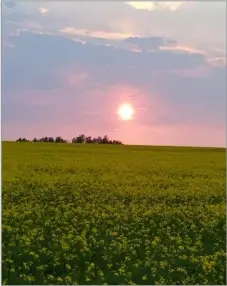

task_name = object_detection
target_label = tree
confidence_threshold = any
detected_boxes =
[102,135,109,144]
[92,137,98,144]
[85,136,93,143]
[39,137,47,142]
[17,138,29,142]
[48,137,54,143]
[75,134,86,143]
[55,136,64,143]
[16,134,123,144]
[97,136,102,144]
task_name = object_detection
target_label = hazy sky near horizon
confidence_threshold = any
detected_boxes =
[2,1,226,147]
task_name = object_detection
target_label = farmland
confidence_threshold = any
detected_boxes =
[2,142,226,285]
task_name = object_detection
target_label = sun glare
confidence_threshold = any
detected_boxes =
[117,103,135,121]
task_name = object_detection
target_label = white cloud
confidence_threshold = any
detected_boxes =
[126,2,185,12]
[3,2,226,56]
[60,27,134,39]
[39,8,48,14]
[159,45,206,55]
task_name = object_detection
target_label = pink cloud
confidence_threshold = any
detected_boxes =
[55,67,90,89]
[3,120,225,148]
[163,65,212,78]
[66,72,88,88]
[2,83,158,139]
[60,27,134,39]
[108,122,225,147]
[3,81,225,148]
[2,36,225,148]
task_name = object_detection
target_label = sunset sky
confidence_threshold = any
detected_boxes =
[2,1,226,147]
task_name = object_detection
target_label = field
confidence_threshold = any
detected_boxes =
[2,142,226,285]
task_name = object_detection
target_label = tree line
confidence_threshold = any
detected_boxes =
[16,135,123,145]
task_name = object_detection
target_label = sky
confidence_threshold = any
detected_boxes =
[2,1,226,147]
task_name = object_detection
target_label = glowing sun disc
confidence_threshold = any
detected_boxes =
[117,103,135,121]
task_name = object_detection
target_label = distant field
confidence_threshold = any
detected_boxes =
[2,142,226,285]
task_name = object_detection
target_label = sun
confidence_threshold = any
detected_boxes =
[117,103,135,121]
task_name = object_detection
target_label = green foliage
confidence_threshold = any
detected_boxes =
[2,142,226,285]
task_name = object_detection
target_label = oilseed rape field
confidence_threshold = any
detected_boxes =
[2,142,226,285]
